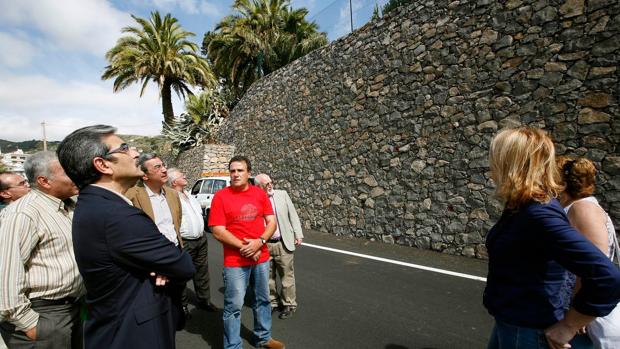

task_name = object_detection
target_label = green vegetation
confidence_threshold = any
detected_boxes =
[0,140,59,153]
[102,11,216,127]
[162,89,230,152]
[121,134,169,154]
[382,0,412,14]
[202,0,328,100]
[372,2,381,21]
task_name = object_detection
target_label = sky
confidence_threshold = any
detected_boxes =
[0,0,388,142]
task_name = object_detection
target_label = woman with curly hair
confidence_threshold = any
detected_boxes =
[483,127,620,349]
[557,156,620,348]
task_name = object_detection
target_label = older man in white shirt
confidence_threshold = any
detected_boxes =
[168,168,216,312]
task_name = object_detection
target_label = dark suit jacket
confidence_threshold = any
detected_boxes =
[72,185,195,349]
[125,185,184,248]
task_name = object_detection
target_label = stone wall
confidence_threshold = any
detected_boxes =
[218,0,620,258]
[174,144,235,186]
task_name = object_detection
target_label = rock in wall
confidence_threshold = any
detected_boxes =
[174,144,235,188]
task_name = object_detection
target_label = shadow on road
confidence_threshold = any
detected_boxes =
[183,288,262,348]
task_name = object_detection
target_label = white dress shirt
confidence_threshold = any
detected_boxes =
[145,185,178,246]
[269,195,281,240]
[179,190,204,239]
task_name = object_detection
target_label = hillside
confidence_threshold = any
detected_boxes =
[0,139,59,153]
[0,134,170,154]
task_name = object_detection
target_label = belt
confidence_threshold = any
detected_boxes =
[268,238,281,243]
[182,236,203,241]
[30,297,78,306]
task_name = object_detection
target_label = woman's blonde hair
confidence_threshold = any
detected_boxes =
[489,127,563,209]
[557,156,596,199]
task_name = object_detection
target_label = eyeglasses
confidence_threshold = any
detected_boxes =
[106,143,130,156]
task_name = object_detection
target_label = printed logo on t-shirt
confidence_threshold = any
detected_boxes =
[235,204,258,221]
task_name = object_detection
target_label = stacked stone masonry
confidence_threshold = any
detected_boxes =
[175,144,235,188]
[215,0,620,258]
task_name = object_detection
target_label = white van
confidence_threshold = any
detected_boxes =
[190,176,255,217]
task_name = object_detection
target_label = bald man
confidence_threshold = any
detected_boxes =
[255,174,303,320]
[0,172,31,211]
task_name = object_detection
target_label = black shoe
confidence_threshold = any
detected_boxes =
[182,305,192,319]
[271,305,281,314]
[196,301,217,312]
[278,306,295,319]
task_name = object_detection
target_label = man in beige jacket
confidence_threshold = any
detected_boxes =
[255,173,303,319]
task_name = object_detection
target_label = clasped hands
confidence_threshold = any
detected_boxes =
[240,238,262,261]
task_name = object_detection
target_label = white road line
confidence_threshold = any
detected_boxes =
[303,243,487,282]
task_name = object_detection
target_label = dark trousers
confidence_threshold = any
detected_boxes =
[181,235,211,306]
[0,299,82,349]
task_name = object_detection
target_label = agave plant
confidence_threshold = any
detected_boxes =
[162,88,231,154]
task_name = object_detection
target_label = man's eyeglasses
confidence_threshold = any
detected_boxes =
[106,143,130,156]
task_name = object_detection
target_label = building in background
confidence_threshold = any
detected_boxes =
[1,149,29,176]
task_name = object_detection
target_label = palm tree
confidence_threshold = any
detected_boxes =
[185,89,230,128]
[202,0,327,98]
[102,11,216,127]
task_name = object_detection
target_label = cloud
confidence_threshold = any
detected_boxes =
[331,0,363,40]
[141,0,224,17]
[198,1,224,17]
[0,32,37,68]
[0,0,131,56]
[0,71,186,141]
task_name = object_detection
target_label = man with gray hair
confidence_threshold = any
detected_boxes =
[125,153,183,248]
[56,125,195,349]
[0,151,83,348]
[255,174,303,320]
[168,168,216,312]
[0,171,31,211]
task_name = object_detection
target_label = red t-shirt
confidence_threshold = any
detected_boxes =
[208,185,274,267]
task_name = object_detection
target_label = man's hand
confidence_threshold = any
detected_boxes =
[545,320,576,349]
[24,326,37,341]
[150,272,169,286]
[251,250,261,262]
[240,238,262,258]
[295,238,303,246]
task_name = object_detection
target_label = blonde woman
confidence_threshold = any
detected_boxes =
[558,156,620,348]
[483,127,620,349]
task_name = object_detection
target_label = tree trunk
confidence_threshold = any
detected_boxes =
[161,79,174,127]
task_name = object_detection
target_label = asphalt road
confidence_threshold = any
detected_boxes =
[177,230,493,349]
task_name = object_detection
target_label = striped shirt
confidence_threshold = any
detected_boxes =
[179,190,204,239]
[0,189,84,330]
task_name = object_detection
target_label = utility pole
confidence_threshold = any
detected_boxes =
[349,0,354,33]
[41,121,47,151]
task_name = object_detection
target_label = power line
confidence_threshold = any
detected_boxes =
[309,0,343,21]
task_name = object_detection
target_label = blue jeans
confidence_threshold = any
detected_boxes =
[223,261,271,349]
[487,318,549,349]
[487,319,593,349]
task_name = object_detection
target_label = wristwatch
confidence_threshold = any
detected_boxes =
[260,237,266,245]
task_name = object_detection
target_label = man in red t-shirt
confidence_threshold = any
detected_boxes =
[209,156,284,349]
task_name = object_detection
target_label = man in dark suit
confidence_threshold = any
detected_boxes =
[57,125,195,349]
[125,153,188,318]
